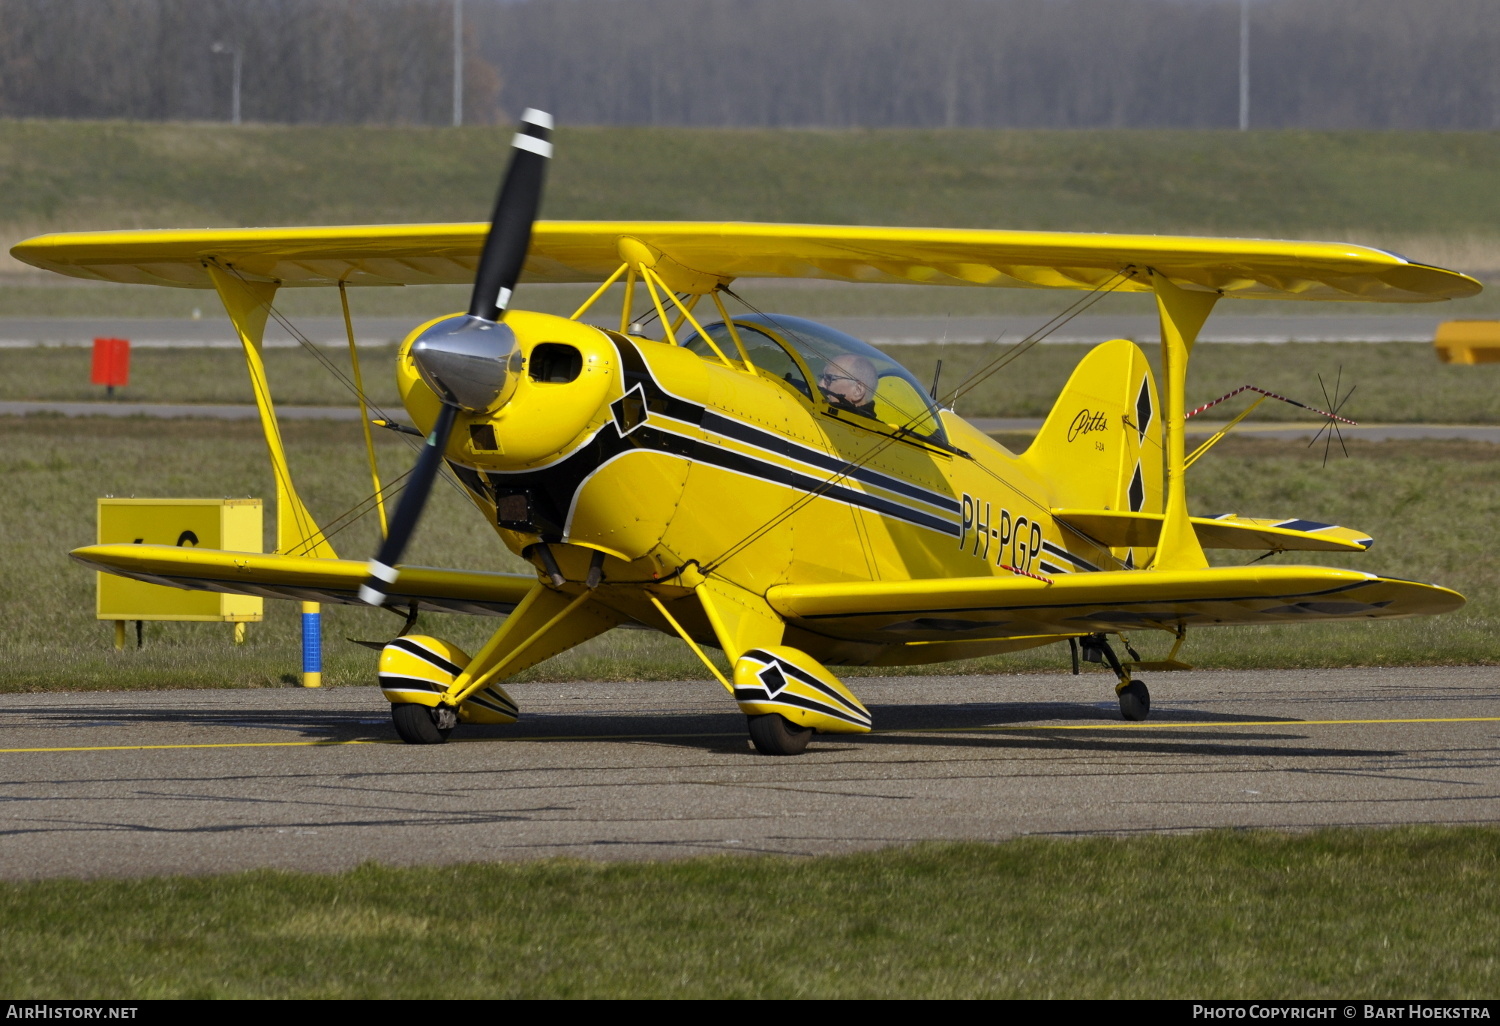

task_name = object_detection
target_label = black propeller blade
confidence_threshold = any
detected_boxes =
[471,108,552,322]
[357,403,457,607]
[358,109,552,608]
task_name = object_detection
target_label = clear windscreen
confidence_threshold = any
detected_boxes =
[684,313,947,444]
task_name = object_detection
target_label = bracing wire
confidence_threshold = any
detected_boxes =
[294,464,416,551]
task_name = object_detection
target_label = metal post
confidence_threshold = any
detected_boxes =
[211,43,242,126]
[452,0,463,127]
[1239,0,1250,131]
[301,601,322,688]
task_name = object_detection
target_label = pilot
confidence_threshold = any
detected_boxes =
[817,353,879,416]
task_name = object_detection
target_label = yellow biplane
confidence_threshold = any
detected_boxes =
[15,111,1476,753]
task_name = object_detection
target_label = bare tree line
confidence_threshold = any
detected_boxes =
[0,0,503,124]
[3,0,1499,129]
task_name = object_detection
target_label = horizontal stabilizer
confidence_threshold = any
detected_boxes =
[71,544,536,616]
[768,564,1461,644]
[1052,509,1373,552]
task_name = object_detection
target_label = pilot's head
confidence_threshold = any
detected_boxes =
[818,353,878,410]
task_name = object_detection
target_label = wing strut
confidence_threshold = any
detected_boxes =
[206,262,336,559]
[1150,272,1216,571]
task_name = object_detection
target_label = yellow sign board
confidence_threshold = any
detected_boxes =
[97,499,264,622]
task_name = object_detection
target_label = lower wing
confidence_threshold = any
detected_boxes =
[768,565,1463,644]
[71,544,537,616]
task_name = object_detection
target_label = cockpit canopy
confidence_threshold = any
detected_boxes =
[684,313,947,445]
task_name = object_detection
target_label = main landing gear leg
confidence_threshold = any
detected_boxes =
[1079,633,1151,721]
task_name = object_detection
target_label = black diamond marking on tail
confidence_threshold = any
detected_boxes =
[1135,377,1153,442]
[1128,463,1145,513]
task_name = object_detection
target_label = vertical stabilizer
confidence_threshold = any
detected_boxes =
[1020,338,1163,568]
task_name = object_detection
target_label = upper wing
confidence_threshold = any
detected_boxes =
[71,544,537,616]
[11,221,1479,302]
[768,565,1463,644]
[1052,509,1374,552]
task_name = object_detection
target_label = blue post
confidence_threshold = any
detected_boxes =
[300,601,322,687]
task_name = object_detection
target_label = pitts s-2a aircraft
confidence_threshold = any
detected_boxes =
[16,111,1476,753]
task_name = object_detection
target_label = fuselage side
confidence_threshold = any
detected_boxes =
[397,309,1148,662]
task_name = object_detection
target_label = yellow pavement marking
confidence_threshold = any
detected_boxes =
[1,715,1497,755]
[0,731,744,754]
[901,716,1500,734]
[0,739,386,754]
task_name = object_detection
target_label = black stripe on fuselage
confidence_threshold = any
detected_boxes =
[613,330,959,517]
[474,334,967,538]
[1041,540,1101,573]
[655,424,960,536]
[700,411,959,514]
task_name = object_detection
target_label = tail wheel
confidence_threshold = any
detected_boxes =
[747,713,813,756]
[1117,679,1151,721]
[391,703,453,745]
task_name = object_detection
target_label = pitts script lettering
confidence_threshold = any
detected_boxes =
[1068,408,1110,442]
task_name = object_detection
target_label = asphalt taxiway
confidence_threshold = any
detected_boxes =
[2,666,1497,878]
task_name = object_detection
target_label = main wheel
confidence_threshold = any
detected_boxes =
[747,713,813,756]
[391,703,453,745]
[1117,679,1151,721]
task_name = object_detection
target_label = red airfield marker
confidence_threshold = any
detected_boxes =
[91,337,130,397]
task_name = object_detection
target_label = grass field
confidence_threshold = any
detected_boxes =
[0,413,1493,694]
[8,122,1500,240]
[3,336,1498,423]
[2,827,1496,998]
[5,121,1500,316]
